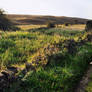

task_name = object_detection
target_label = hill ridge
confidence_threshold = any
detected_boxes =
[7,14,89,25]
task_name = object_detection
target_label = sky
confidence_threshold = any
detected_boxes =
[0,0,92,19]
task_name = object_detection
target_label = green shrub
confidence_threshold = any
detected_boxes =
[85,20,92,32]
[0,9,19,31]
[46,22,55,28]
[64,23,70,26]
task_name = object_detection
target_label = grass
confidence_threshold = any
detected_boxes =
[0,27,92,92]
[86,81,92,92]
[57,24,85,31]
[0,30,63,67]
[18,25,46,30]
[85,73,92,92]
[29,28,84,37]
[7,42,92,92]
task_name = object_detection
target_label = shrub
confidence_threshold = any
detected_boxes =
[64,22,70,26]
[74,20,78,24]
[86,34,92,42]
[0,9,19,31]
[46,22,55,28]
[66,39,77,55]
[85,20,92,32]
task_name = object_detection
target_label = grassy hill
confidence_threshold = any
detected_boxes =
[7,14,89,25]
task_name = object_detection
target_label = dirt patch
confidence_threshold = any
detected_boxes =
[75,64,92,92]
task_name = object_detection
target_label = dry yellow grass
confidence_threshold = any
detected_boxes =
[18,24,85,31]
[18,25,46,30]
[57,24,86,31]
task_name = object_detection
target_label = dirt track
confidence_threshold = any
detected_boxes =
[75,64,92,92]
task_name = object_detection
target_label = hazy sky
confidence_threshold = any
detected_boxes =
[0,0,92,19]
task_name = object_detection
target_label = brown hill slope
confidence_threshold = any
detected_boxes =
[7,14,89,25]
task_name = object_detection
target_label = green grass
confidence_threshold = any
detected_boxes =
[0,31,63,67]
[9,43,92,92]
[29,28,84,37]
[85,73,92,92]
[0,28,92,92]
[86,82,92,92]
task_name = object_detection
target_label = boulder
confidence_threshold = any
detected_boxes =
[7,66,18,73]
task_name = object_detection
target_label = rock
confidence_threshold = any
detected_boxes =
[25,63,36,72]
[0,66,20,92]
[21,69,27,75]
[90,62,92,65]
[7,66,18,73]
[1,71,9,80]
[0,73,4,79]
[0,71,10,92]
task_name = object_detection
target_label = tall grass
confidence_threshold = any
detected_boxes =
[0,28,92,92]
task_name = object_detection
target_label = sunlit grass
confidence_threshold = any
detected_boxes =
[0,27,92,92]
[57,24,85,31]
[18,25,46,30]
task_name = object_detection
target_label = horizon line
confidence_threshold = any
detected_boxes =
[7,13,90,20]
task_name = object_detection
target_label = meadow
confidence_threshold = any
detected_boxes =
[0,25,92,92]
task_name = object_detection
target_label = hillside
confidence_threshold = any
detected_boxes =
[7,14,89,25]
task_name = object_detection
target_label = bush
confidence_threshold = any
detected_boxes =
[85,20,92,32]
[46,22,55,28]
[74,20,78,24]
[0,9,19,31]
[64,23,70,26]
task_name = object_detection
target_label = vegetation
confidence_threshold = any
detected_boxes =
[7,14,88,25]
[0,24,91,92]
[9,42,92,92]
[0,9,12,30]
[85,73,92,92]
[64,22,70,26]
[0,9,20,31]
[46,22,55,28]
[85,20,92,32]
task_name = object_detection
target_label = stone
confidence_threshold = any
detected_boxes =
[7,66,18,73]
[25,63,36,72]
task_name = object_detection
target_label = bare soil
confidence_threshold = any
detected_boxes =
[75,65,92,92]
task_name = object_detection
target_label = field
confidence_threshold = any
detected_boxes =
[18,24,85,31]
[0,24,92,92]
